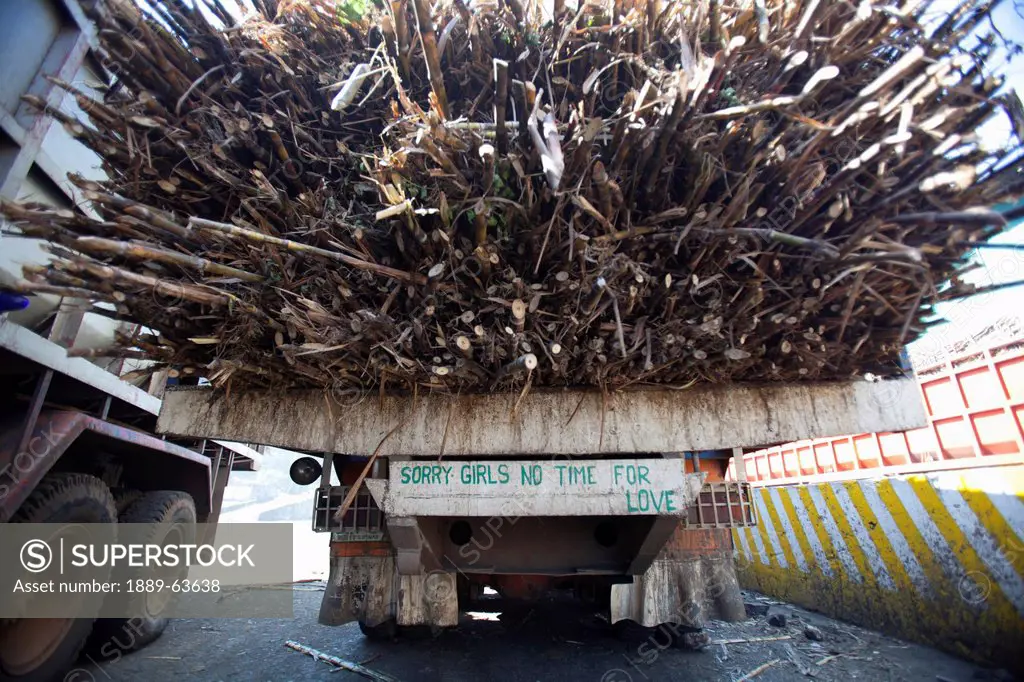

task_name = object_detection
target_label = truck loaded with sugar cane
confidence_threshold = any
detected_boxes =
[1,0,1022,655]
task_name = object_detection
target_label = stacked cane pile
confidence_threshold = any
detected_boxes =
[2,0,1021,393]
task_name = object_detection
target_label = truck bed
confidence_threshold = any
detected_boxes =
[156,379,926,456]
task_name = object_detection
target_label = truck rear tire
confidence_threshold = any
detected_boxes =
[358,619,397,641]
[86,491,197,657]
[659,623,710,650]
[0,473,117,682]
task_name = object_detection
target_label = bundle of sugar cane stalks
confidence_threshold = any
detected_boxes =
[3,0,1023,395]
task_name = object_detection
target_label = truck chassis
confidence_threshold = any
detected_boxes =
[157,379,925,638]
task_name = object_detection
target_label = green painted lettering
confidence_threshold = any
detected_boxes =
[521,464,542,485]
[498,463,510,484]
[460,464,472,484]
[401,467,411,484]
[554,464,567,485]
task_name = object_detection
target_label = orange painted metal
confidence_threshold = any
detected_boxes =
[667,528,732,556]
[329,541,393,558]
[728,340,1024,485]
[684,457,728,481]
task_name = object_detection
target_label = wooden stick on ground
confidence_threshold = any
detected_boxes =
[709,635,793,645]
[283,640,400,682]
[735,658,781,681]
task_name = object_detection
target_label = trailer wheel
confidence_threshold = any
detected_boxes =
[0,473,116,682]
[357,619,397,641]
[87,491,197,657]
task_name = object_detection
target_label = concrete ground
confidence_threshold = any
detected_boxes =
[70,586,1011,682]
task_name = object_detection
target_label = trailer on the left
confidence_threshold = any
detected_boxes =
[0,318,263,682]
[0,3,260,678]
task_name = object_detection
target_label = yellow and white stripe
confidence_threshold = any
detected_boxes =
[733,466,1024,672]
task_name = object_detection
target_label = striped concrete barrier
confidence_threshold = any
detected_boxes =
[733,466,1024,671]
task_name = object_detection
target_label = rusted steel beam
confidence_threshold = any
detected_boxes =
[0,410,211,521]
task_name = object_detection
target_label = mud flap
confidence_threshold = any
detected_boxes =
[396,572,459,627]
[319,550,458,628]
[610,528,745,628]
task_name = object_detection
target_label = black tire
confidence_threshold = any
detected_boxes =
[110,489,143,517]
[0,473,117,682]
[358,619,397,641]
[655,623,710,651]
[87,491,196,658]
[611,618,633,638]
[456,575,482,610]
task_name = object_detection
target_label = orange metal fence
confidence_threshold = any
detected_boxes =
[728,340,1024,485]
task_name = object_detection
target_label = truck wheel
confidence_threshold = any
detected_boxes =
[110,489,142,517]
[358,619,397,641]
[611,618,633,638]
[660,624,710,651]
[0,473,116,682]
[87,491,196,657]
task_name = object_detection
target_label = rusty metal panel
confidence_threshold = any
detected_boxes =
[684,482,757,529]
[0,410,87,521]
[732,467,1024,672]
[0,410,212,521]
[313,485,385,539]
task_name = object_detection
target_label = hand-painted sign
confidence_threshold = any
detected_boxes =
[364,460,706,517]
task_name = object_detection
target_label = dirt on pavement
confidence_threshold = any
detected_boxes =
[70,586,1012,682]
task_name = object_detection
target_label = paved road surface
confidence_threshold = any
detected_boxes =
[71,587,1007,682]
